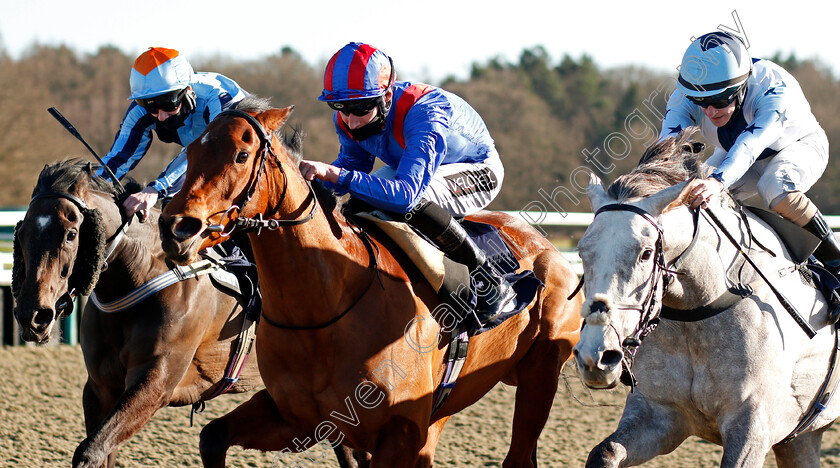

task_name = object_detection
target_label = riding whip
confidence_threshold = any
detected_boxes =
[47,107,125,194]
[704,206,817,338]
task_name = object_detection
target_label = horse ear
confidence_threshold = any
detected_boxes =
[637,180,691,216]
[586,172,610,212]
[260,106,295,133]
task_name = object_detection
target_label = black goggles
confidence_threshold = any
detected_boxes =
[136,88,188,114]
[687,87,741,109]
[327,96,381,116]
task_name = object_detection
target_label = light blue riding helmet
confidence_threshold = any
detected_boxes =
[677,32,751,99]
[128,47,194,100]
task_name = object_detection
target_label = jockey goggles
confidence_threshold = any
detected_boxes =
[327,96,380,116]
[135,87,189,114]
[687,85,742,109]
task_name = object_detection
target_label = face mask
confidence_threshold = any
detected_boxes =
[157,88,196,131]
[346,95,392,141]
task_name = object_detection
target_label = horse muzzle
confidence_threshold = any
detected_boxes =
[573,319,624,389]
[159,216,204,264]
[13,303,59,344]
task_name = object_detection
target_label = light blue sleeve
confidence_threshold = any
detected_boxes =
[148,147,187,196]
[98,104,155,180]
[659,89,701,141]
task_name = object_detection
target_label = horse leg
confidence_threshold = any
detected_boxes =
[200,389,366,468]
[200,389,299,468]
[586,394,690,468]
[771,427,826,468]
[415,416,450,468]
[718,404,775,468]
[73,365,174,468]
[503,338,569,467]
[368,416,424,468]
[78,379,121,468]
[335,444,371,468]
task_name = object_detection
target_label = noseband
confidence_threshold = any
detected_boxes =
[592,203,672,388]
[205,109,318,236]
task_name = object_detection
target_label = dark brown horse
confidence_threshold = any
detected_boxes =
[12,160,361,468]
[159,97,582,467]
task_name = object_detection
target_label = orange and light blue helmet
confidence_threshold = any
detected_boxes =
[128,47,194,100]
[677,32,752,100]
[318,42,394,102]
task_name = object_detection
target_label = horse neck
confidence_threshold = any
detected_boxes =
[88,191,159,296]
[249,160,370,322]
[661,204,751,308]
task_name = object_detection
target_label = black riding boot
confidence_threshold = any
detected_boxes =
[803,211,840,324]
[400,200,515,326]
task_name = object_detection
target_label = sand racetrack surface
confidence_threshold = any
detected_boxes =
[1,345,839,467]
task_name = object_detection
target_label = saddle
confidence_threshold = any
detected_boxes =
[353,211,542,415]
[353,211,541,335]
[745,205,840,313]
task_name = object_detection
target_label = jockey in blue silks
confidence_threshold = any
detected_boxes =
[299,42,515,326]
[660,31,839,323]
[98,47,259,319]
[99,47,247,219]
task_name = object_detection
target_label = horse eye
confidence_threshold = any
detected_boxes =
[640,249,653,262]
[235,151,249,164]
[66,230,77,242]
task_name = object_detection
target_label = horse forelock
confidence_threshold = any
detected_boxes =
[608,128,711,202]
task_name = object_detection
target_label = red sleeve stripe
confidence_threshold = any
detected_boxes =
[393,84,434,149]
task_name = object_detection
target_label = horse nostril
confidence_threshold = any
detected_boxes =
[170,216,203,240]
[32,308,55,328]
[601,350,623,367]
[590,300,608,314]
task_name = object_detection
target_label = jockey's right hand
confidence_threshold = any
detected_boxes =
[299,159,341,184]
[687,177,724,209]
[123,186,159,222]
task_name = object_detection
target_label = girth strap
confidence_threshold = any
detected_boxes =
[89,259,220,313]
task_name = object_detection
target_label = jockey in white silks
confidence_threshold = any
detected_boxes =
[659,31,839,323]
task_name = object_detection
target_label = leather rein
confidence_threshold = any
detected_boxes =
[205,109,318,237]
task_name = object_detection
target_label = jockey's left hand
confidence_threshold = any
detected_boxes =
[123,186,159,221]
[688,177,724,209]
[299,160,341,184]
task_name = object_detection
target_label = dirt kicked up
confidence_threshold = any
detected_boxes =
[2,345,838,467]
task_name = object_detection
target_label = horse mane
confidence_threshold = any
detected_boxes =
[33,158,142,200]
[234,95,344,216]
[607,128,712,201]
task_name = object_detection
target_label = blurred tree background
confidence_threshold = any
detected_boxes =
[1,42,838,219]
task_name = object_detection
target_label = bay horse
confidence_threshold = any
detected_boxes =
[158,96,582,467]
[12,160,360,468]
[573,131,840,467]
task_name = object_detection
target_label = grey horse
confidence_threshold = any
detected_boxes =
[573,132,840,467]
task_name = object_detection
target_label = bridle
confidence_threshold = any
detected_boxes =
[27,190,90,318]
[205,109,318,237]
[201,109,379,330]
[590,203,673,388]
